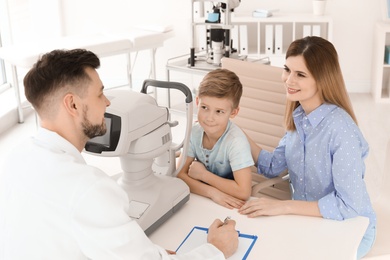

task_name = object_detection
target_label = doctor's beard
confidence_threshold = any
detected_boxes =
[82,107,107,139]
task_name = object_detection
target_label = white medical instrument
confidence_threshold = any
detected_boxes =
[84,80,193,235]
[189,0,241,67]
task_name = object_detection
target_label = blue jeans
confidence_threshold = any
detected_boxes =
[357,225,376,259]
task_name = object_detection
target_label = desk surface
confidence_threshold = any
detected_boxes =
[76,107,368,260]
[149,193,369,260]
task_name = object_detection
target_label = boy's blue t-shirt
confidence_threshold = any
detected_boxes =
[188,120,254,180]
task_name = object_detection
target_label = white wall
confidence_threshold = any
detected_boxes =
[60,0,192,94]
[56,0,383,93]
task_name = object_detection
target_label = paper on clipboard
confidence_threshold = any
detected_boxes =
[176,226,257,260]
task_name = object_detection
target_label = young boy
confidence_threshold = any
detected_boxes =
[177,68,254,209]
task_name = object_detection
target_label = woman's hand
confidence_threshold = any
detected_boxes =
[239,197,322,218]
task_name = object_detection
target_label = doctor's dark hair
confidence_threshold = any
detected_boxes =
[197,68,242,109]
[23,49,100,113]
[283,36,357,131]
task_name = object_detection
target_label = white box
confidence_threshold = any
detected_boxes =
[274,24,283,55]
[265,24,274,55]
[239,25,248,56]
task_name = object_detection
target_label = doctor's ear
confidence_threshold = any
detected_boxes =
[63,93,79,115]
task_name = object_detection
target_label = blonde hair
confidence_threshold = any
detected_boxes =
[284,36,357,131]
[197,68,242,109]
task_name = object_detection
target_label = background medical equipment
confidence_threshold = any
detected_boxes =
[189,0,241,67]
[85,80,193,235]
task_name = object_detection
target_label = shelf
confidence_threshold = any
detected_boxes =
[166,55,270,77]
[166,3,334,107]
[232,13,333,23]
[191,6,333,64]
[372,22,390,102]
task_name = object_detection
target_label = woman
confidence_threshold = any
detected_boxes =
[238,36,376,259]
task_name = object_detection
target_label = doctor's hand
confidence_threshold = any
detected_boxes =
[166,249,176,255]
[207,218,239,259]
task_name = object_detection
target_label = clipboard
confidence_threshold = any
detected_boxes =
[176,226,258,260]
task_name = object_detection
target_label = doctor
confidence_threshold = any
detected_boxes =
[0,49,238,259]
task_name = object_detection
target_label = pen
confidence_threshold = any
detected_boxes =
[223,216,231,225]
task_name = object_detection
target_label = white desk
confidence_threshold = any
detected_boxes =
[81,99,370,259]
[0,27,174,123]
[149,193,369,260]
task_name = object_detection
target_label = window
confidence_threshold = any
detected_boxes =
[0,0,10,94]
[0,0,30,115]
[0,34,6,90]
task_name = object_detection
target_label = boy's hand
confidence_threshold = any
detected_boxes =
[188,160,207,181]
[210,188,246,209]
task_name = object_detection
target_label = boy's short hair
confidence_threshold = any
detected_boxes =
[197,68,242,109]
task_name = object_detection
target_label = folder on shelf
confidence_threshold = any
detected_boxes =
[385,46,390,64]
[231,26,239,54]
[196,25,207,52]
[274,24,283,55]
[193,1,204,19]
[265,24,274,55]
[203,1,214,17]
[239,25,249,56]
[176,226,258,260]
[303,25,312,37]
[312,25,321,37]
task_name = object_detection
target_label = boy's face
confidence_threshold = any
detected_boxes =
[196,96,239,138]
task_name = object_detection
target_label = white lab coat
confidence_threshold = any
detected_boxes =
[0,128,224,260]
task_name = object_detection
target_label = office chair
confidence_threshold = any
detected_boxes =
[221,57,291,200]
